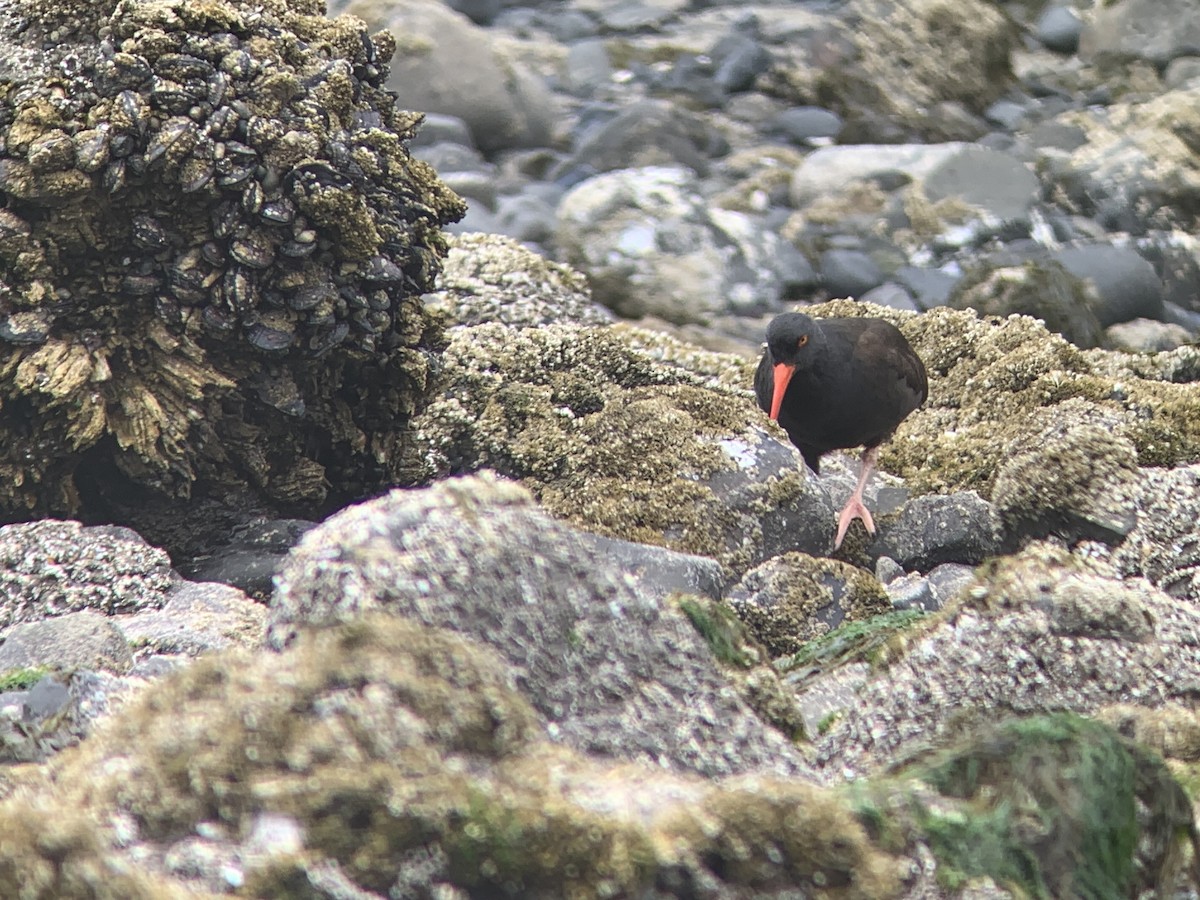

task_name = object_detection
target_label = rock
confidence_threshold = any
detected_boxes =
[860,282,920,312]
[790,143,972,208]
[1080,0,1200,68]
[727,553,890,658]
[493,192,559,245]
[771,106,843,145]
[1107,318,1194,352]
[0,522,174,628]
[564,38,613,96]
[1114,465,1200,603]
[948,259,1107,349]
[1053,244,1165,327]
[444,0,501,26]
[818,248,884,298]
[709,29,773,94]
[1035,5,1083,54]
[1045,88,1200,236]
[350,0,554,153]
[577,532,727,602]
[426,232,612,328]
[922,145,1040,223]
[33,614,909,896]
[869,491,1004,571]
[769,0,1016,142]
[269,474,813,779]
[555,100,728,179]
[990,403,1143,543]
[113,582,267,658]
[0,0,464,544]
[181,519,315,601]
[893,266,960,310]
[0,612,132,675]
[813,544,1200,776]
[556,165,795,322]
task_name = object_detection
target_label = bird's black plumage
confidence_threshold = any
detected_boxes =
[754,312,927,474]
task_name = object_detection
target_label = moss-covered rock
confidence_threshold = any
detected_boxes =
[947,260,1107,349]
[46,613,899,897]
[769,0,1018,142]
[852,713,1199,898]
[411,321,808,570]
[727,552,891,658]
[270,474,813,779]
[0,795,202,899]
[0,0,463,554]
[811,544,1200,776]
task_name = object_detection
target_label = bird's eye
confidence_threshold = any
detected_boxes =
[797,335,809,348]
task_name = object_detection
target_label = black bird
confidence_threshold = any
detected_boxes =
[755,312,928,549]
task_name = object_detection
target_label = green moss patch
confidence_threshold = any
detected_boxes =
[850,714,1200,898]
[781,609,926,678]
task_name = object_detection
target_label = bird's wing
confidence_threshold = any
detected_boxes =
[853,323,929,406]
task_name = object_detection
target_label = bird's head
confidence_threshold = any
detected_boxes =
[766,312,820,367]
[764,312,820,420]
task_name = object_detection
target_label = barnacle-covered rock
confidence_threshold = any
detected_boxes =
[0,0,465,546]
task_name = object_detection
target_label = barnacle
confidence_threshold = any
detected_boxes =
[0,0,465,533]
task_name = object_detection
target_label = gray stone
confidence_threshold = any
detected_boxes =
[578,532,726,602]
[1053,244,1165,326]
[0,521,174,628]
[772,106,843,144]
[269,474,813,779]
[565,38,613,96]
[556,165,796,322]
[819,249,884,298]
[869,491,1004,572]
[1106,318,1193,353]
[1080,0,1200,67]
[926,563,976,605]
[558,100,727,178]
[923,145,1040,223]
[0,611,132,675]
[885,572,938,612]
[352,0,555,153]
[894,266,960,310]
[113,582,267,658]
[1035,6,1083,54]
[860,282,920,313]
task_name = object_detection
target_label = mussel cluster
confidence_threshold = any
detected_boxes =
[0,0,462,355]
[0,0,465,519]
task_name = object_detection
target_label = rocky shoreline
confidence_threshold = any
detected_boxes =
[2,0,1200,897]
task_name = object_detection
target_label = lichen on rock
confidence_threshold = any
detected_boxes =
[0,0,464,539]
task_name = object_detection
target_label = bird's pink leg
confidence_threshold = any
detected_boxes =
[833,446,879,550]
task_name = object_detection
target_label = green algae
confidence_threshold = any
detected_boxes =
[0,665,49,691]
[677,596,755,668]
[849,714,1199,898]
[781,609,926,675]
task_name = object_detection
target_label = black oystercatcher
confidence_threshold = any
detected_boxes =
[755,312,928,549]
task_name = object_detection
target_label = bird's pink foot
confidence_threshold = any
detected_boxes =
[833,496,875,550]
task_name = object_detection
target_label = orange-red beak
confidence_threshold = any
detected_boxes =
[769,363,795,420]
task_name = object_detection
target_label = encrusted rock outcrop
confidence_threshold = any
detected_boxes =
[0,0,463,550]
